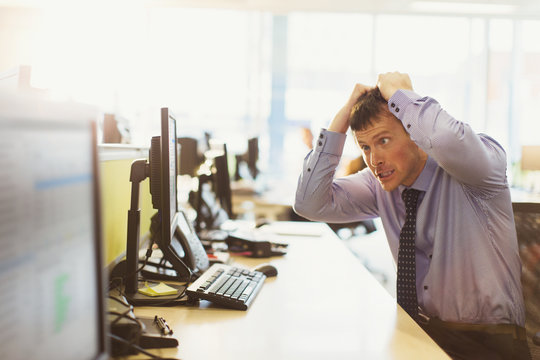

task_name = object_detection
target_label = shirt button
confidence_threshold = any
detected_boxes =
[395,107,400,112]
[391,103,395,108]
[407,124,411,129]
[307,168,311,172]
[318,141,322,146]
[319,134,323,139]
[424,285,428,290]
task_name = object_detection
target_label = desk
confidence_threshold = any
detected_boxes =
[231,178,296,221]
[133,222,449,359]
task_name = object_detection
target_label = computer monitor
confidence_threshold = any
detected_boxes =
[247,137,259,179]
[178,137,202,177]
[148,108,193,280]
[190,180,229,233]
[234,137,259,181]
[0,92,107,360]
[208,140,233,218]
[122,108,208,305]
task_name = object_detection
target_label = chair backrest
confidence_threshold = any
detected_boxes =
[513,202,540,349]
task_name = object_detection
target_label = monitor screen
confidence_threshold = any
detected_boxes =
[0,93,107,360]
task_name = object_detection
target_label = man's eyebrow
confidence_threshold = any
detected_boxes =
[356,130,392,143]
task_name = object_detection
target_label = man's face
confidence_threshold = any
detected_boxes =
[353,114,427,192]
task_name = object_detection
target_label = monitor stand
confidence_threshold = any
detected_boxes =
[119,159,191,306]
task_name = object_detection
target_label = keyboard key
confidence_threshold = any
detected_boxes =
[224,278,243,297]
[231,280,249,300]
[215,276,237,296]
[211,275,230,294]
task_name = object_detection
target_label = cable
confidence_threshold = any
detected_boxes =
[108,241,155,292]
[108,309,143,329]
[108,333,178,360]
[108,294,132,308]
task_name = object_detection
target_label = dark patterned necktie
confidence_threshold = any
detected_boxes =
[397,188,421,320]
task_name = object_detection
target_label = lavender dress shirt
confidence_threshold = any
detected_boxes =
[294,89,525,326]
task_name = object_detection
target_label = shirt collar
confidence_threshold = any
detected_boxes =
[398,156,437,194]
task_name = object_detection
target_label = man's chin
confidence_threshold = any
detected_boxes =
[378,179,399,192]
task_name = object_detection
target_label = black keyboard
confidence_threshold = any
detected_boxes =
[186,263,266,310]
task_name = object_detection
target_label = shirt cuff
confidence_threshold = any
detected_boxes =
[387,89,423,121]
[316,128,346,156]
[388,89,433,149]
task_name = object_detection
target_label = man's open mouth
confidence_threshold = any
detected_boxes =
[376,169,394,179]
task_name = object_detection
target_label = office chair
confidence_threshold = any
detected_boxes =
[513,202,540,358]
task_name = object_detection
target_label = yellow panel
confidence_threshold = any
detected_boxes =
[99,159,156,265]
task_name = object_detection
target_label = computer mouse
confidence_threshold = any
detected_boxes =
[254,263,278,277]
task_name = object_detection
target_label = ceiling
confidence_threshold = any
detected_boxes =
[1,0,540,18]
[149,0,540,18]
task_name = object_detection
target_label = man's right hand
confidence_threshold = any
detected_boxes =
[328,83,372,133]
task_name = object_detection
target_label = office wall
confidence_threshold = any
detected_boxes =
[99,154,155,265]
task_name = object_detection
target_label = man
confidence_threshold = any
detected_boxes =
[294,72,531,359]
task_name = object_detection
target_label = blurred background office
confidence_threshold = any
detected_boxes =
[2,0,540,195]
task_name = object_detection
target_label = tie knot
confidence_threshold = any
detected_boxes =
[402,188,420,208]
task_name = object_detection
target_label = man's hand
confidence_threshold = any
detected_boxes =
[377,72,413,101]
[328,83,372,134]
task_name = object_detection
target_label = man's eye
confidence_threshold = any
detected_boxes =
[361,145,370,152]
[381,138,390,145]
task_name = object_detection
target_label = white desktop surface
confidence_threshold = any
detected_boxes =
[132,222,449,360]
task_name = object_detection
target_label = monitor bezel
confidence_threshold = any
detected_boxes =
[160,108,179,249]
[91,119,109,360]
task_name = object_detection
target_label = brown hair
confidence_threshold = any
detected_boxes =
[349,87,392,132]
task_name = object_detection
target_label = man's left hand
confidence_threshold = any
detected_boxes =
[377,72,413,101]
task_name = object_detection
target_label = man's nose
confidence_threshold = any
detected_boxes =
[370,151,383,167]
